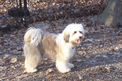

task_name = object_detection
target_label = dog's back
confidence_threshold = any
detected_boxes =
[40,33,57,61]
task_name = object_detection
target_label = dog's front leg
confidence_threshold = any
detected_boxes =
[56,59,71,73]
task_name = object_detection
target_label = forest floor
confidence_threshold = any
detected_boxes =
[1,18,122,81]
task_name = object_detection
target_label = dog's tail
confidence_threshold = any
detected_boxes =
[24,27,43,46]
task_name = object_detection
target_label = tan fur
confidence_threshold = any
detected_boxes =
[63,31,70,42]
[40,33,57,61]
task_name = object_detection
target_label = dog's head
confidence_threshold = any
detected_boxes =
[63,23,84,46]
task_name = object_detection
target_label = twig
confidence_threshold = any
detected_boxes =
[62,15,68,24]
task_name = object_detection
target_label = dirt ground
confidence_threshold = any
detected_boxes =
[1,18,122,81]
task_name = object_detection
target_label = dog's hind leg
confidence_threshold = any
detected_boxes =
[24,44,41,73]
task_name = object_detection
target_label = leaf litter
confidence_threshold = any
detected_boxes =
[0,17,122,81]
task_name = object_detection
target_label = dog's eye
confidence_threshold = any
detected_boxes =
[79,31,83,34]
[74,31,77,34]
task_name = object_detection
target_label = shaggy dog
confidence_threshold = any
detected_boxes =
[23,23,85,73]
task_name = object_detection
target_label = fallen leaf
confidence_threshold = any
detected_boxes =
[10,58,17,63]
[11,65,16,70]
[0,73,6,77]
[110,27,115,29]
[0,66,7,71]
[2,55,10,63]
[46,68,53,75]
[78,74,82,80]
[81,47,86,50]
[83,51,87,55]
[119,62,122,65]
[46,74,54,79]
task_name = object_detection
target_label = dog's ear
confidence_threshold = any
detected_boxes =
[63,31,70,42]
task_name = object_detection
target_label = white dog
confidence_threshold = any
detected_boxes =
[23,23,84,73]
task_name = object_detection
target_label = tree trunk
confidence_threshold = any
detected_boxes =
[86,0,122,27]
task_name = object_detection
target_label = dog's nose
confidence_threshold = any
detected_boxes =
[79,36,83,39]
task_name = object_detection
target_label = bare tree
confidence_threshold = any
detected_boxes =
[86,0,122,27]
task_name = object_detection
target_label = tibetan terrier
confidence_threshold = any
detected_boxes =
[23,23,85,73]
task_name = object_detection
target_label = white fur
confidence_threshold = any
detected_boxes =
[24,23,84,73]
[56,34,75,73]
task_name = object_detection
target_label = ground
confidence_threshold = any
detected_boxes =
[1,18,122,81]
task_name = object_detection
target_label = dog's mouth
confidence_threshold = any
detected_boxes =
[76,40,81,44]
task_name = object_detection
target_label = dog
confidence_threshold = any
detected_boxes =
[23,23,85,73]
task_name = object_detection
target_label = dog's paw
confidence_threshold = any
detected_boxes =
[68,63,74,68]
[58,67,71,73]
[26,68,37,73]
